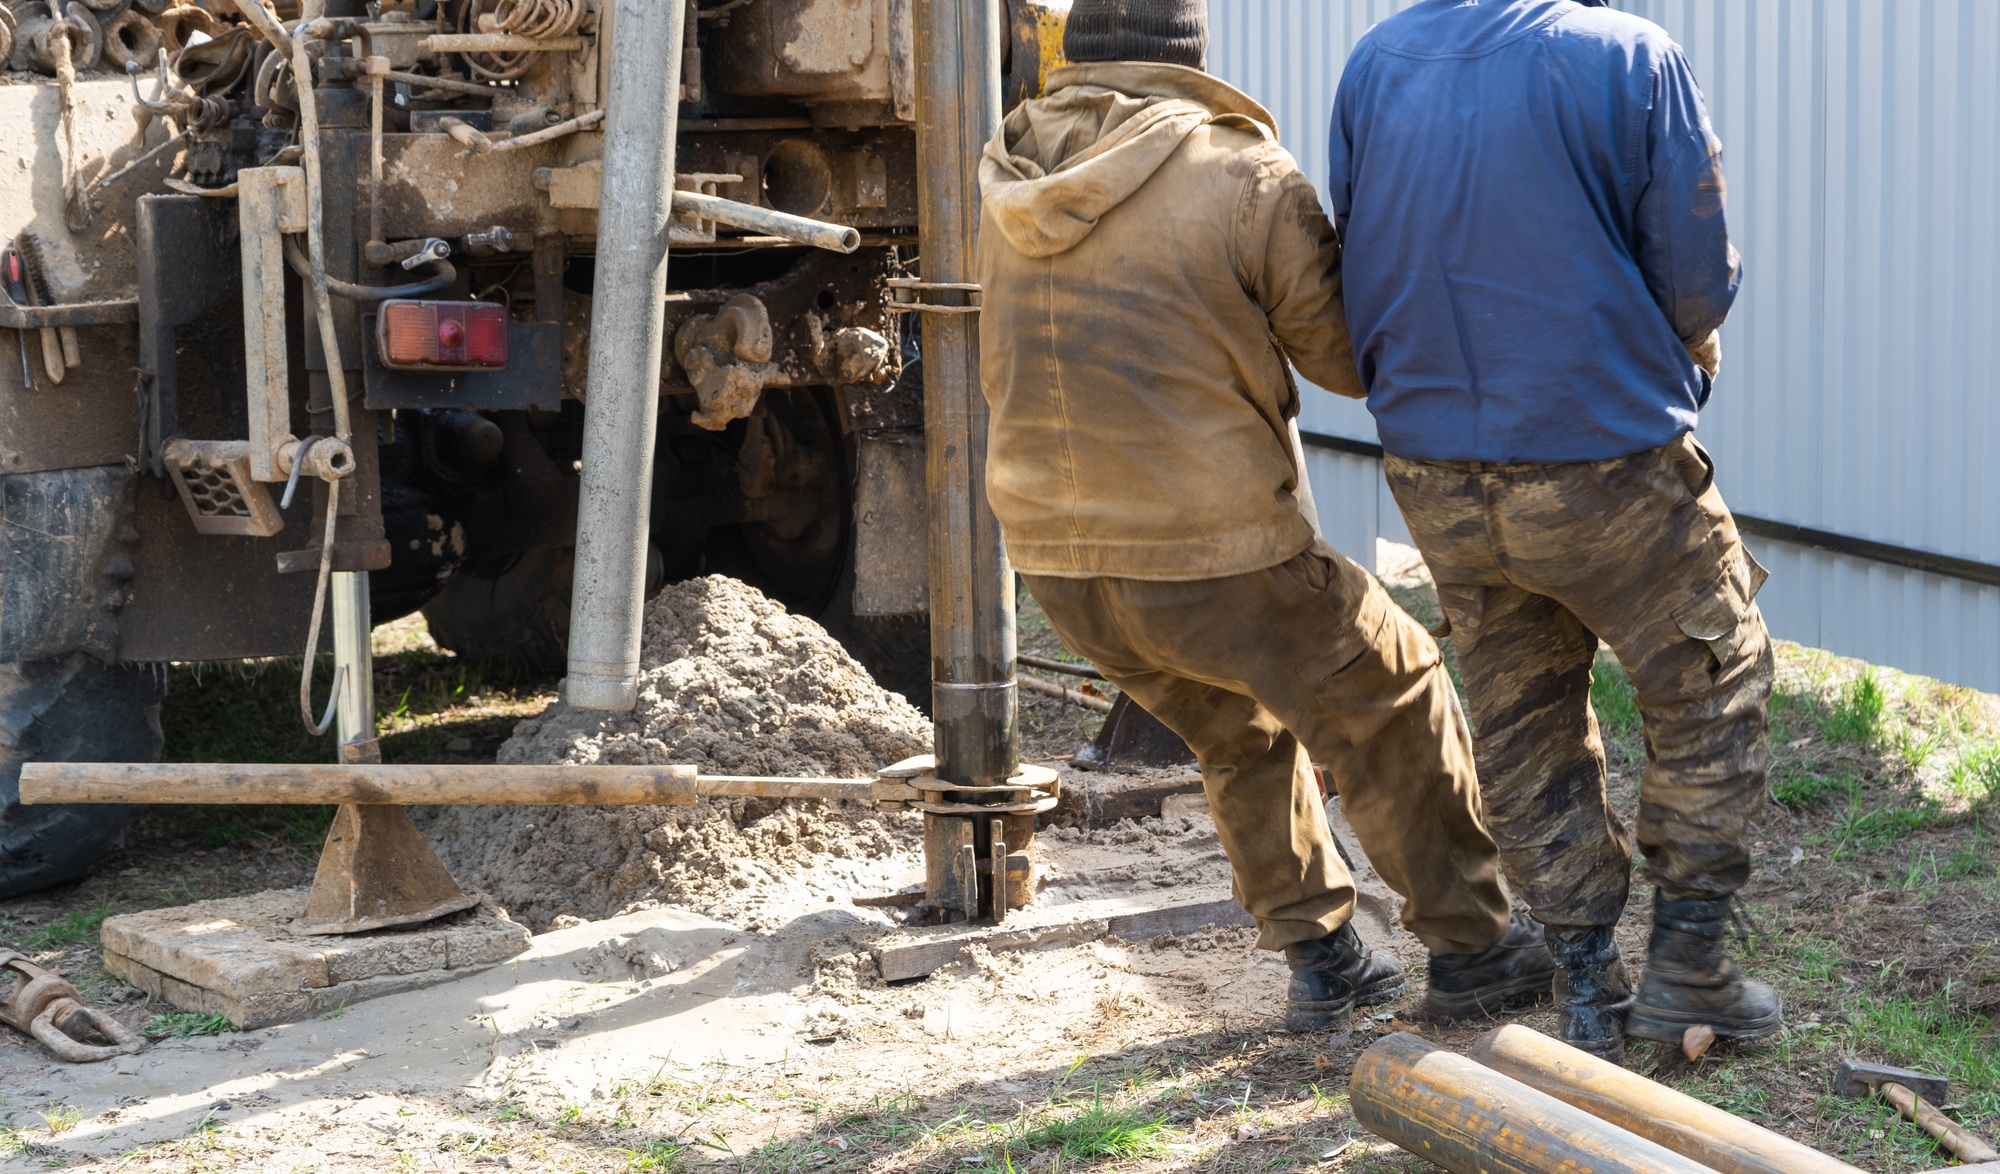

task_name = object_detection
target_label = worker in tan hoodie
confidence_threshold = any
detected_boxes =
[976,0,1552,1031]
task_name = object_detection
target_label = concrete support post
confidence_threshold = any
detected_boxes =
[564,0,687,712]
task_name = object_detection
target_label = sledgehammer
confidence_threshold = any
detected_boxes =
[1835,1058,2000,1165]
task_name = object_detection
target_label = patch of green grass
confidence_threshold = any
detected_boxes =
[1945,741,2000,805]
[18,901,117,952]
[1012,1088,1176,1161]
[1590,654,1642,740]
[623,1140,688,1172]
[144,1011,233,1039]
[1771,763,1853,808]
[1818,670,1888,746]
[1831,797,1942,856]
[39,1106,82,1135]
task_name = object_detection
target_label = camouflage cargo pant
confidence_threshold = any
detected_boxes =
[1023,551,1512,956]
[1384,435,1774,931]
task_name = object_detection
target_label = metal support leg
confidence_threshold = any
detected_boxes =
[564,0,688,712]
[916,0,1015,789]
[299,567,480,935]
[330,570,375,762]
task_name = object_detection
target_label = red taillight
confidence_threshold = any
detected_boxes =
[377,301,510,370]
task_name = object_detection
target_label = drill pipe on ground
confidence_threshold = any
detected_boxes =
[1467,1025,1866,1174]
[1350,1032,1723,1174]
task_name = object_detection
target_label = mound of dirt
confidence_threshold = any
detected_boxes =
[416,576,930,930]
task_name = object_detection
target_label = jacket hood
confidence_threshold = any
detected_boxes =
[980,62,1276,258]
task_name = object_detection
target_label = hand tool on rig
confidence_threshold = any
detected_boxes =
[16,233,80,376]
[1836,1057,2000,1165]
[1,244,34,390]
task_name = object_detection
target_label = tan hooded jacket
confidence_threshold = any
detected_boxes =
[977,62,1362,582]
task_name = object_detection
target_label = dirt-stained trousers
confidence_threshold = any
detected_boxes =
[1022,550,1513,956]
[1384,435,1774,933]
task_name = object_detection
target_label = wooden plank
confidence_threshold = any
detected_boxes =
[1107,898,1253,941]
[874,895,1249,983]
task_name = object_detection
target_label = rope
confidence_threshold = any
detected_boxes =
[50,7,93,231]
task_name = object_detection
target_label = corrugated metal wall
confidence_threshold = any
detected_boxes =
[1211,1,2000,692]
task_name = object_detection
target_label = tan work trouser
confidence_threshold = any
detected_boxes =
[1022,551,1512,956]
[1385,435,1774,931]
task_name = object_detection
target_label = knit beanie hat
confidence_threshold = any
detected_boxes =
[1062,0,1209,70]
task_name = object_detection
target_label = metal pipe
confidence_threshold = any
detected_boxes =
[490,107,605,152]
[330,571,374,758]
[915,0,1015,788]
[1467,1026,1864,1174]
[419,33,585,53]
[670,190,859,253]
[564,0,687,712]
[1350,1032,1724,1174]
[1018,653,1104,680]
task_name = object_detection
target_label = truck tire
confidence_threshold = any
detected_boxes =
[0,654,167,899]
[420,548,573,677]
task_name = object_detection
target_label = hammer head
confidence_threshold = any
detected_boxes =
[1835,1058,1951,1105]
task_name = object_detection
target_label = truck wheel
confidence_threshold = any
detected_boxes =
[420,548,573,677]
[0,654,166,899]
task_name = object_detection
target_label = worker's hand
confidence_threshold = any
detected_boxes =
[1685,329,1722,380]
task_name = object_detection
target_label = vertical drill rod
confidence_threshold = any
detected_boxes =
[565,0,687,711]
[914,0,1017,788]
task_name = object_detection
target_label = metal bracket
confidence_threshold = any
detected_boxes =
[162,439,285,537]
[0,951,146,1063]
[886,279,982,314]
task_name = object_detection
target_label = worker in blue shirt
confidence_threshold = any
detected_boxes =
[1329,0,1779,1063]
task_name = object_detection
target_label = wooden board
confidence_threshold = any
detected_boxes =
[874,895,1250,983]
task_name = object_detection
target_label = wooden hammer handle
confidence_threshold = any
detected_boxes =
[1882,1081,2000,1164]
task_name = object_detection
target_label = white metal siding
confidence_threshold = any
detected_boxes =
[1211,1,2000,692]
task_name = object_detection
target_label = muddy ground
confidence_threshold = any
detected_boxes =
[0,548,1994,1173]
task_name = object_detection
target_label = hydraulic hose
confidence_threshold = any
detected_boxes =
[282,236,456,301]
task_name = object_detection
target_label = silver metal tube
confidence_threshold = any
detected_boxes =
[671,190,860,253]
[915,0,1016,787]
[564,0,687,712]
[331,571,374,752]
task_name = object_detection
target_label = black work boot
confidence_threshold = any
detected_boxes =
[1627,894,1782,1043]
[1283,923,1407,1033]
[1423,913,1558,1020]
[1548,925,1634,1063]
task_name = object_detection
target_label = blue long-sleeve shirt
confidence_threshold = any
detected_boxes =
[1327,0,1741,464]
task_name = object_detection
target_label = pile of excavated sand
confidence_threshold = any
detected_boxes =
[416,576,930,930]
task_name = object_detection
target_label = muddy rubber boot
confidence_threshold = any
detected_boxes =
[1283,923,1407,1032]
[1423,913,1558,1020]
[1549,925,1634,1063]
[1627,894,1782,1043]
